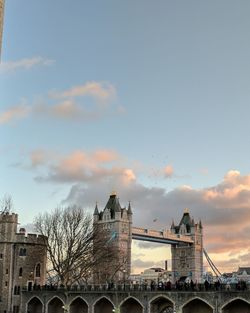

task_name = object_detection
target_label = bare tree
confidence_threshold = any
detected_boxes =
[34,206,120,286]
[0,194,14,213]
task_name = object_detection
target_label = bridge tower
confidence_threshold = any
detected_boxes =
[93,193,132,283]
[170,209,203,283]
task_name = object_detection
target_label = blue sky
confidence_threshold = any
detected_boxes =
[1,0,250,272]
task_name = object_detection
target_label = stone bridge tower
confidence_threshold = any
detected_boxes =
[170,209,203,283]
[93,193,132,283]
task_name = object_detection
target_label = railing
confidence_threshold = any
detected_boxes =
[22,282,250,293]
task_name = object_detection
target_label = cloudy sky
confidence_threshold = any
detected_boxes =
[1,0,250,274]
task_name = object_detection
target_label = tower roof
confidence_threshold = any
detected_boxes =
[94,203,99,215]
[127,201,132,215]
[104,193,122,218]
[179,210,192,227]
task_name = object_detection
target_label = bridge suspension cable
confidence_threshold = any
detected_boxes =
[203,249,222,279]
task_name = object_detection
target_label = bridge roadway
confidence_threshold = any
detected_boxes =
[22,284,250,313]
[132,227,194,245]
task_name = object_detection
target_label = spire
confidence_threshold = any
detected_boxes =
[199,219,203,229]
[94,202,99,215]
[127,201,132,215]
[171,219,175,228]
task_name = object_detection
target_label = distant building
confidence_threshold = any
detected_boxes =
[140,267,173,284]
[0,212,47,313]
[236,267,250,282]
[0,0,4,59]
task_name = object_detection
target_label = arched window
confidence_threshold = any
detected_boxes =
[35,263,41,277]
[19,248,27,256]
[19,267,23,277]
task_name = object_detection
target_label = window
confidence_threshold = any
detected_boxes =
[13,286,20,295]
[0,253,3,259]
[13,306,19,313]
[5,281,8,287]
[19,267,23,277]
[6,269,8,275]
[35,263,41,277]
[19,248,27,256]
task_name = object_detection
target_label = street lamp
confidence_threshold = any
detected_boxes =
[62,305,69,312]
[112,308,120,313]
[123,269,126,290]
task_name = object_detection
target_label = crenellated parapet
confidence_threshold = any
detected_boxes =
[15,232,47,246]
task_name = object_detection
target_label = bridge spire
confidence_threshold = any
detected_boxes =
[127,201,132,215]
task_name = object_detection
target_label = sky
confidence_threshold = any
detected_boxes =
[1,0,250,274]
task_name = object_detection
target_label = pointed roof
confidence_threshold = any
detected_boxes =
[179,210,192,227]
[199,219,203,229]
[94,202,99,215]
[127,201,132,215]
[171,220,175,228]
[104,193,122,218]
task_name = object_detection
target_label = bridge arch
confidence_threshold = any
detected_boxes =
[47,296,65,313]
[149,295,175,313]
[181,297,214,313]
[221,297,250,313]
[26,296,43,313]
[69,296,88,313]
[93,295,115,313]
[119,296,144,313]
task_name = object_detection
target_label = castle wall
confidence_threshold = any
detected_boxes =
[0,212,47,313]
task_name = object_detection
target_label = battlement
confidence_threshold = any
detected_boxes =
[15,232,47,245]
[0,212,18,223]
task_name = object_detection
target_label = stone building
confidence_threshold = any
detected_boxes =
[0,0,4,59]
[171,209,203,283]
[0,212,47,313]
[93,193,132,283]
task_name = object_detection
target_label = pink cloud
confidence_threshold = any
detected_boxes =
[1,81,119,125]
[51,81,116,102]
[0,104,31,124]
[164,165,174,178]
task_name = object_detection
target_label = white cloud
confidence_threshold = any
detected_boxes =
[0,56,55,73]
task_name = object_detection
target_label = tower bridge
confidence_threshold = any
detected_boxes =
[93,193,203,284]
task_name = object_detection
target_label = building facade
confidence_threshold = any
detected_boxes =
[0,212,47,313]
